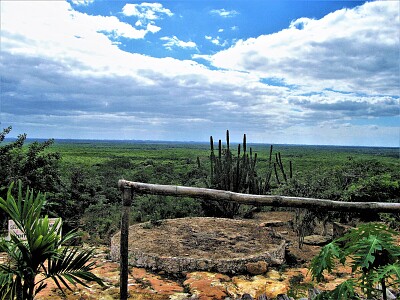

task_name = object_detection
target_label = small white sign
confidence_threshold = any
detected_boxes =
[7,218,62,241]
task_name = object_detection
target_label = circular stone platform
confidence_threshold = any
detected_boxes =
[110,217,286,274]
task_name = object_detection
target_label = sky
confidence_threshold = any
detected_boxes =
[0,0,399,146]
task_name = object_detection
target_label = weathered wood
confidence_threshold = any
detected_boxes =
[120,187,132,300]
[118,180,400,213]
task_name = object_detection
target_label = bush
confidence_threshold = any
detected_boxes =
[131,195,203,223]
[310,222,400,300]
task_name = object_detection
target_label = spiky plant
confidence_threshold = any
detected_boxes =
[0,181,103,300]
[199,130,292,218]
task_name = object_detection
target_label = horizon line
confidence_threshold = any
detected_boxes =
[3,137,399,149]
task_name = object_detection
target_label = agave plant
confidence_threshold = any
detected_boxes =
[0,181,103,300]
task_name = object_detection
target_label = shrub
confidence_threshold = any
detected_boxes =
[310,222,400,300]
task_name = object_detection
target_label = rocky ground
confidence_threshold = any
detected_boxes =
[1,212,398,299]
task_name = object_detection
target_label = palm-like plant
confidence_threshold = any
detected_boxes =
[0,181,103,300]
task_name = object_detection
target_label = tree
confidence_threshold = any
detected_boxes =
[0,126,61,193]
[0,126,61,230]
[0,182,103,300]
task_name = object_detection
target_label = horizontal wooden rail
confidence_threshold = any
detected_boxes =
[118,180,400,213]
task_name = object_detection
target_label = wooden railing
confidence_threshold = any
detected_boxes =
[117,179,400,300]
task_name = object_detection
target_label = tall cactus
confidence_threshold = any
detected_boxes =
[198,130,293,218]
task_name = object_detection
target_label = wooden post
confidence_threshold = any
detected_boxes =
[120,187,132,300]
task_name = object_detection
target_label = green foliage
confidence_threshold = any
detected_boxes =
[310,223,400,300]
[52,167,107,231]
[343,174,399,203]
[0,127,61,194]
[310,242,342,282]
[0,181,103,300]
[277,157,400,247]
[314,280,358,300]
[3,128,398,246]
[131,195,203,223]
[0,127,62,231]
[80,202,121,244]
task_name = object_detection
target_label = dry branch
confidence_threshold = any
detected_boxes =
[118,180,400,213]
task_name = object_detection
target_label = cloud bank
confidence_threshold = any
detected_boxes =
[209,1,399,96]
[0,1,398,146]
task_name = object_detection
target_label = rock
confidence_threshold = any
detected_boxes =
[232,276,268,298]
[375,284,397,300]
[264,281,289,299]
[246,261,268,275]
[276,295,291,300]
[169,293,193,300]
[130,267,184,295]
[265,269,281,280]
[265,281,289,298]
[98,296,114,300]
[303,235,331,246]
[259,220,287,227]
[332,222,353,240]
[308,287,321,299]
[184,272,229,300]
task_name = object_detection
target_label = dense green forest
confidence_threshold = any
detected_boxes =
[1,127,399,244]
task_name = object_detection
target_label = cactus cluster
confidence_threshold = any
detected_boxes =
[198,130,293,218]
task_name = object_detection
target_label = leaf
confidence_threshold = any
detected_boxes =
[374,263,400,287]
[329,280,358,299]
[0,272,16,300]
[45,246,104,293]
[350,235,382,271]
[310,241,342,282]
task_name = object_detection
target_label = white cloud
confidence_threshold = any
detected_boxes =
[146,23,161,33]
[70,0,94,6]
[88,14,148,39]
[210,1,399,96]
[160,36,197,50]
[210,9,239,18]
[122,2,173,21]
[205,35,228,47]
[0,1,398,146]
[218,28,224,33]
[121,3,172,36]
[192,54,212,61]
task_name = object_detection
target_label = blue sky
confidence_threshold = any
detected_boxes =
[1,0,399,146]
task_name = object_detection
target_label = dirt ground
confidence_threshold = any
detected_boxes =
[122,216,284,260]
